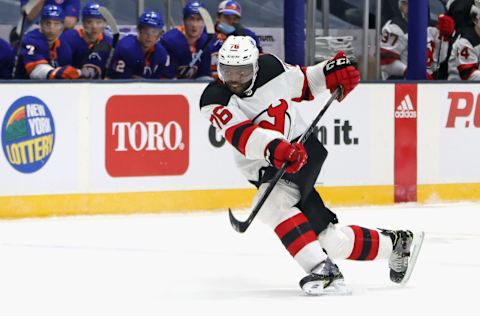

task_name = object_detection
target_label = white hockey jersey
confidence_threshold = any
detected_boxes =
[381,17,409,79]
[381,16,449,79]
[199,54,328,183]
[448,27,480,80]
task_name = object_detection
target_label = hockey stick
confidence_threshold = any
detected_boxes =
[12,0,42,78]
[98,6,119,74]
[432,40,442,80]
[228,87,342,233]
[178,7,215,78]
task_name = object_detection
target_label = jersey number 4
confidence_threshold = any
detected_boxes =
[458,47,470,59]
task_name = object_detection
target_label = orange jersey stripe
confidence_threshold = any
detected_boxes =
[25,59,49,75]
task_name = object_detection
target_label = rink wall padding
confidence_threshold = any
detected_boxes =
[0,81,479,218]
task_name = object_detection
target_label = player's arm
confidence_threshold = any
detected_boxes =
[200,84,306,173]
[196,40,214,79]
[22,42,80,79]
[28,62,80,79]
[160,39,179,79]
[200,83,284,159]
[108,45,134,79]
[380,21,407,78]
[286,51,359,102]
[154,45,174,79]
[454,38,480,80]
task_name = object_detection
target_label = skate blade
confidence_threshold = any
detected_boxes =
[400,231,425,285]
[301,279,352,296]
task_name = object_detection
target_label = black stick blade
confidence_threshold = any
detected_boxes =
[228,208,248,233]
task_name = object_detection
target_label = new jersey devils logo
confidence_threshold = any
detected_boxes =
[257,99,291,136]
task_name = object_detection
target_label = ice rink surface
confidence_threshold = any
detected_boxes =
[0,202,479,316]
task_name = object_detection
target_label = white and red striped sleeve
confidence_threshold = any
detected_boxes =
[281,59,329,102]
[380,21,407,78]
[452,37,480,80]
[199,82,284,160]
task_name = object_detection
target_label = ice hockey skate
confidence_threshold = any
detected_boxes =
[381,229,425,285]
[299,257,351,296]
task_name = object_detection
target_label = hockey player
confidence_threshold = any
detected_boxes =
[380,0,455,79]
[200,36,424,295]
[11,1,79,51]
[16,4,81,80]
[108,10,171,79]
[210,0,263,79]
[448,1,480,80]
[160,1,213,79]
[60,2,112,79]
[0,38,14,79]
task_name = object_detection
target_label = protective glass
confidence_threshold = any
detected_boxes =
[218,63,254,84]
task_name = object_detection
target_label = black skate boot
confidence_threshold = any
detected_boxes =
[380,229,425,284]
[299,257,351,295]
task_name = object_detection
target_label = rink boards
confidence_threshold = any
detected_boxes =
[0,81,479,218]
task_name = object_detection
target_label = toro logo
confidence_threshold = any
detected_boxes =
[446,92,480,128]
[106,95,189,177]
[1,96,55,173]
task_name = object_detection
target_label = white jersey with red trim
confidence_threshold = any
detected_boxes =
[448,27,480,80]
[381,16,448,79]
[199,54,328,183]
[380,17,408,79]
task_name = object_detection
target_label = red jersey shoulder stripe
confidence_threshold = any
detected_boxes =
[380,48,401,65]
[224,120,258,155]
[292,66,314,102]
[458,63,478,80]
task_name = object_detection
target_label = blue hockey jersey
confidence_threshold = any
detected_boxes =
[61,28,112,79]
[108,34,171,79]
[16,28,73,79]
[0,38,14,79]
[160,26,213,79]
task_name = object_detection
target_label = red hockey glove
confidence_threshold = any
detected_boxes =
[323,51,360,101]
[265,139,307,174]
[48,66,81,79]
[437,14,455,41]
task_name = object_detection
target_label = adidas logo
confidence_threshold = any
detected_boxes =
[395,94,417,118]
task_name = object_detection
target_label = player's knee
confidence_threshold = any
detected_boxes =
[256,181,301,227]
[318,224,354,259]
